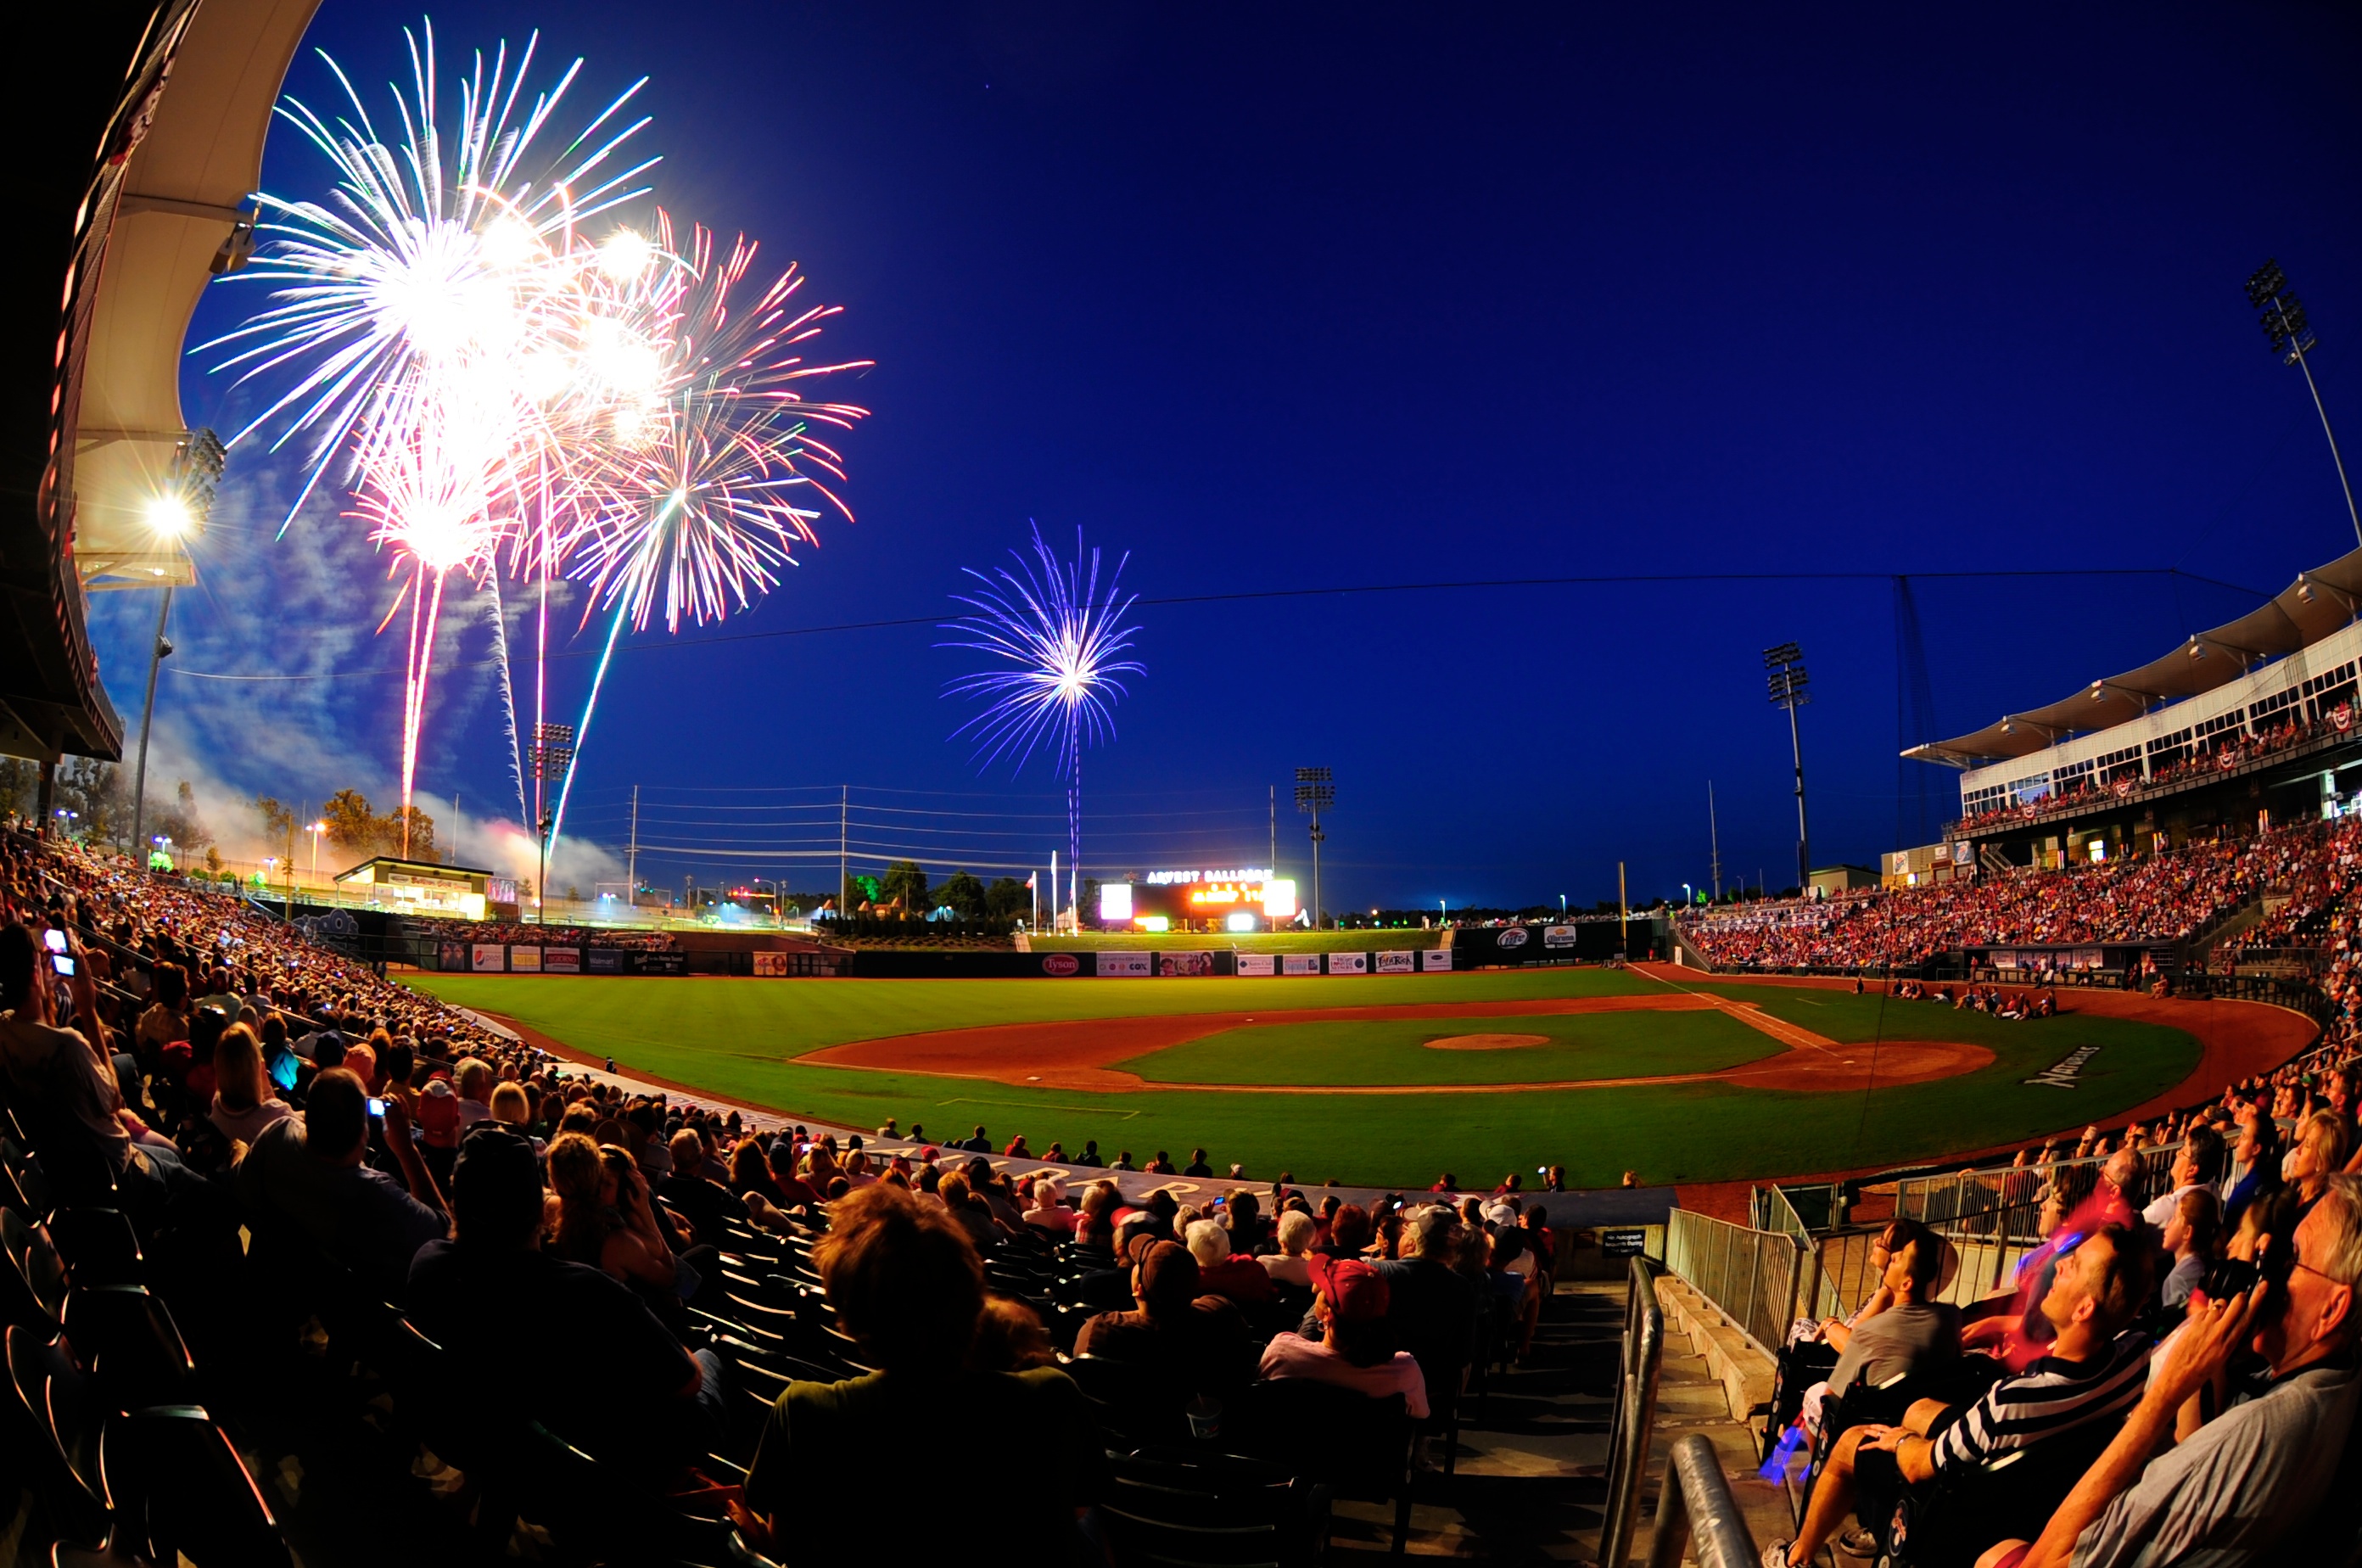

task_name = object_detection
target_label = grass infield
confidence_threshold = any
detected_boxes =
[403,968,2202,1188]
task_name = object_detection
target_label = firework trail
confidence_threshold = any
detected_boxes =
[544,217,870,864]
[942,524,1145,925]
[201,21,658,843]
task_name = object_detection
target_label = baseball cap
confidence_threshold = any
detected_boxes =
[1311,1257,1391,1323]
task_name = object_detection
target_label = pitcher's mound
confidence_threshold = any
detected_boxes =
[1425,1032,1551,1051]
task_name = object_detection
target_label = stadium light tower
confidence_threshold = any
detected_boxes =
[1294,767,1334,929]
[129,428,224,863]
[531,723,576,921]
[2247,260,2362,549]
[1766,643,1811,893]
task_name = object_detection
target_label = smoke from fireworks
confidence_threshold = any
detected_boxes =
[943,524,1145,921]
[204,24,867,882]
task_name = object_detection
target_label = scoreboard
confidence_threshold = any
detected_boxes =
[1096,867,1298,932]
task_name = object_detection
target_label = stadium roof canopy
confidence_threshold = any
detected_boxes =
[1906,542,2362,769]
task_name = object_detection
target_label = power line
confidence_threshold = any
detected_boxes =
[161,565,2268,683]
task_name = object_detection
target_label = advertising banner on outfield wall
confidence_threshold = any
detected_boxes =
[472,944,505,972]
[544,948,580,973]
[1421,948,1453,971]
[1544,926,1577,949]
[1160,952,1216,976]
[440,942,467,971]
[587,949,624,974]
[1282,955,1321,976]
[509,946,541,972]
[1099,953,1153,977]
[1327,952,1369,974]
[1235,954,1276,976]
[1376,949,1415,972]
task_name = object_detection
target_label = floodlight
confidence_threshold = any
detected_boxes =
[1763,641,1801,670]
[2246,258,2357,545]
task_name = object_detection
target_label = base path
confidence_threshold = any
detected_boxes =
[801,989,1991,1095]
[1633,966,2325,1219]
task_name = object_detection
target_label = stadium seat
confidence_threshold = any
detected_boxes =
[3,1209,69,1332]
[43,1210,143,1290]
[1065,1352,1195,1448]
[1877,1417,2125,1568]
[3,1325,111,1550]
[1100,1447,1331,1567]
[1220,1380,1415,1554]
[101,1405,294,1568]
[61,1285,196,1414]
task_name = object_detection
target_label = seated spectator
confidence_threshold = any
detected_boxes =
[207,1020,294,1145]
[1023,1175,1077,1235]
[546,1132,686,1305]
[406,1127,722,1469]
[1818,1220,1958,1420]
[2158,1187,2219,1315]
[2005,1173,2362,1567]
[1316,1201,1374,1260]
[1266,1208,1323,1285]
[1184,1147,1213,1178]
[2141,1125,2225,1231]
[1225,1189,1270,1255]
[657,1127,747,1247]
[235,1067,449,1298]
[1075,1237,1253,1397]
[2289,1109,2352,1207]
[1764,1223,2153,1568]
[934,1171,999,1251]
[1144,1150,1176,1175]
[1075,1180,1118,1249]
[1258,1257,1430,1417]
[1003,1132,1032,1159]
[732,1184,1105,1560]
[134,960,188,1068]
[1374,1207,1476,1407]
[764,1140,822,1209]
[1185,1218,1277,1306]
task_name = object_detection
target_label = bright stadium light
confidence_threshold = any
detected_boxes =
[2247,259,2361,548]
[1766,642,1811,893]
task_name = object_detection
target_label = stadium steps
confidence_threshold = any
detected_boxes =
[1325,1279,1785,1559]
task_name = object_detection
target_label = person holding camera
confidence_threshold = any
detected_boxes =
[1997,1173,2362,1567]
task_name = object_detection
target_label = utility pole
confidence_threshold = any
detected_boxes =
[2247,260,2362,547]
[1268,786,1277,877]
[451,792,459,868]
[1709,781,1722,900]
[130,585,173,863]
[838,785,848,915]
[1618,860,1628,957]
[627,784,640,899]
[1766,643,1811,893]
[1295,768,1333,930]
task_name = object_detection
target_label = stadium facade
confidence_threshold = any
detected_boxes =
[1906,542,2362,875]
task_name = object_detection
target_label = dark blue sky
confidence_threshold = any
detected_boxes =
[95,0,2362,911]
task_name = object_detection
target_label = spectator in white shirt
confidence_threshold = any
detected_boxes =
[455,1056,495,1127]
[1258,1209,1318,1288]
[2140,1127,2225,1232]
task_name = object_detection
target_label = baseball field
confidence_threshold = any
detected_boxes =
[400,964,2309,1189]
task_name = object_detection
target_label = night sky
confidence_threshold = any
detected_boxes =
[90,1,2362,913]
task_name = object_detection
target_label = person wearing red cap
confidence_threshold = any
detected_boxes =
[1258,1256,1429,1416]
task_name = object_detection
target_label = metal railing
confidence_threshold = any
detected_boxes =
[1643,1431,1760,1568]
[1894,1143,2181,1302]
[1664,1209,1807,1361]
[1598,1257,1665,1568]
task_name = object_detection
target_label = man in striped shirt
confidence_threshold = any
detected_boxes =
[1765,1223,2155,1568]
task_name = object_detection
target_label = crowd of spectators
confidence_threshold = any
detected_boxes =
[1948,711,2342,838]
[0,825,1577,1561]
[1680,819,2352,971]
[428,918,678,951]
[1764,1035,2362,1567]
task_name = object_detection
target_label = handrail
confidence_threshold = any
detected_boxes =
[1598,1256,1665,1568]
[1643,1431,1760,1568]
[1663,1210,1805,1362]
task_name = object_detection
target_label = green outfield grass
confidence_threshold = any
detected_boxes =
[403,969,2207,1188]
[1117,1009,1783,1085]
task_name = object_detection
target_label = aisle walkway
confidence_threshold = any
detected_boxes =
[1328,1278,1788,1560]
